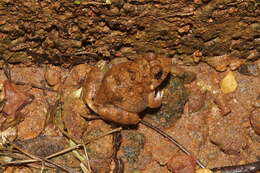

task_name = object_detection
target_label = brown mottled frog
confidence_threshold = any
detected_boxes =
[83,53,176,125]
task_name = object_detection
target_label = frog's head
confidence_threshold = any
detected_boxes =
[144,53,171,90]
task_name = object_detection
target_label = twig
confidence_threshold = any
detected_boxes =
[0,151,29,160]
[112,130,124,173]
[2,128,122,166]
[9,142,78,173]
[140,120,206,168]
[2,144,82,165]
[211,161,260,173]
[2,62,57,93]
[83,145,91,172]
[85,127,122,143]
[14,81,58,93]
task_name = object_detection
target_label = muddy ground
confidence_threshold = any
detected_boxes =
[0,0,259,173]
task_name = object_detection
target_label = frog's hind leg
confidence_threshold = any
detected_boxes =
[97,104,140,125]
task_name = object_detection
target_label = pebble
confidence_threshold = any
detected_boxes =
[238,63,259,77]
[209,122,248,155]
[220,71,237,94]
[250,109,260,135]
[196,168,213,173]
[167,154,196,173]
[44,66,61,86]
[188,90,206,113]
[214,94,231,116]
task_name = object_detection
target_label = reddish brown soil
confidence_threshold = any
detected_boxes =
[0,0,259,172]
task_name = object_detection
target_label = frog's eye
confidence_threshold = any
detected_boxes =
[154,70,163,80]
[151,66,162,80]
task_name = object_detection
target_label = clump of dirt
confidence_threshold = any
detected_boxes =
[0,0,258,66]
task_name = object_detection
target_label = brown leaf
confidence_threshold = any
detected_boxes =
[14,136,67,157]
[3,81,34,116]
[0,112,24,132]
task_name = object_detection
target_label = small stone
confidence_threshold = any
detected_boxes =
[178,25,190,33]
[0,127,17,145]
[220,71,237,94]
[196,168,213,173]
[13,167,33,173]
[113,0,124,8]
[229,58,243,70]
[120,47,136,58]
[203,55,230,72]
[167,154,196,173]
[214,94,231,116]
[238,63,259,77]
[209,123,248,155]
[250,109,260,135]
[44,66,61,86]
[0,19,6,25]
[109,7,120,15]
[188,90,206,113]
[252,95,260,108]
[246,50,259,60]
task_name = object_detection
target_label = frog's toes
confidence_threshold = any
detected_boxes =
[148,91,163,108]
[155,90,164,100]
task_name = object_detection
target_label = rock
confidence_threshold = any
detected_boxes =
[250,109,260,135]
[214,94,231,116]
[120,130,145,165]
[238,63,259,77]
[202,55,230,72]
[220,71,237,94]
[3,81,34,116]
[196,168,213,173]
[209,122,248,155]
[13,167,33,173]
[188,89,206,113]
[252,94,260,108]
[167,154,196,173]
[44,65,61,86]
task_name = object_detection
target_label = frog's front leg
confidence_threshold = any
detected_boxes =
[95,104,140,125]
[148,90,163,108]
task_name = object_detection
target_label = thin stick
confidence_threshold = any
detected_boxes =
[211,161,260,173]
[83,145,91,172]
[9,143,78,173]
[2,62,57,93]
[140,120,206,168]
[14,81,58,93]
[2,144,81,165]
[2,128,122,165]
[86,127,122,142]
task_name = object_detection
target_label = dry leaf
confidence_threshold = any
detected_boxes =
[14,136,66,157]
[3,81,34,116]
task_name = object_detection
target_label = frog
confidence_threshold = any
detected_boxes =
[83,53,176,125]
